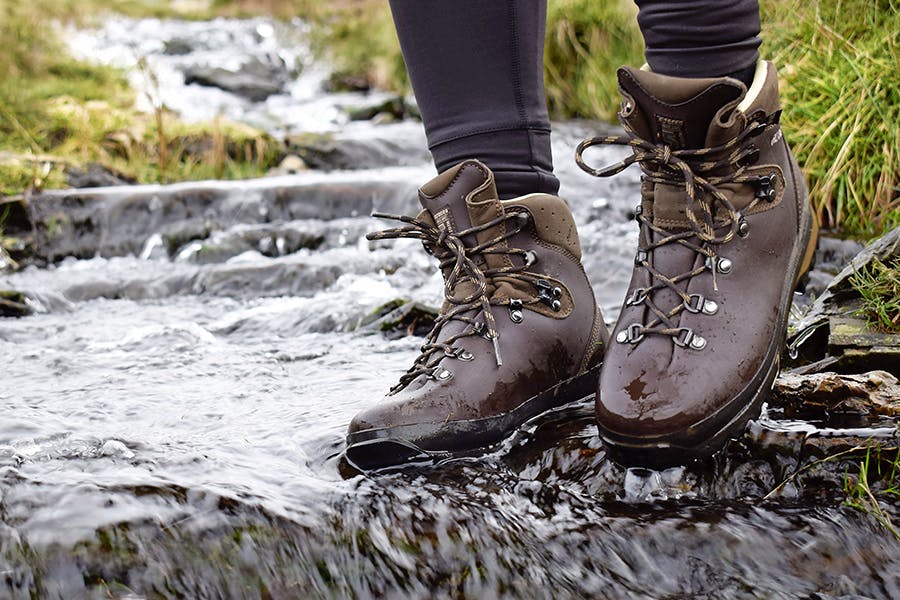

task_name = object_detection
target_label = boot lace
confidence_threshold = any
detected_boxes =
[575,111,780,349]
[367,209,547,393]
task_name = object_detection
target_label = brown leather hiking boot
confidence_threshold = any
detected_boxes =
[576,61,818,467]
[345,160,607,470]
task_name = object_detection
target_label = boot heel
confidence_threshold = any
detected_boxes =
[794,210,819,291]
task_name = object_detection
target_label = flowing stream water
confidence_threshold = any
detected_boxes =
[1,16,898,599]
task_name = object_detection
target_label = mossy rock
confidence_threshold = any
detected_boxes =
[360,299,438,338]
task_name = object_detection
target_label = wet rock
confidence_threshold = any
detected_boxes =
[15,171,422,263]
[827,315,900,376]
[773,371,900,417]
[158,219,214,257]
[183,56,290,101]
[65,163,137,189]
[286,132,429,171]
[0,290,31,317]
[324,71,372,93]
[176,222,326,264]
[360,299,438,338]
[788,226,900,370]
[347,97,406,122]
[162,37,194,56]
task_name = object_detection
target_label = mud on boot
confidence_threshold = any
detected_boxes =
[577,61,818,468]
[345,160,607,471]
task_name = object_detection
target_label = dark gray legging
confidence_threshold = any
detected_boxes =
[388,0,762,198]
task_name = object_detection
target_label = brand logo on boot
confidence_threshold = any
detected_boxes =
[656,116,687,150]
[771,129,784,146]
[434,208,457,234]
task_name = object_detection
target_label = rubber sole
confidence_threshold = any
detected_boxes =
[597,202,819,469]
[345,364,601,472]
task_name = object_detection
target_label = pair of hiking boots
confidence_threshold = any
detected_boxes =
[345,61,818,471]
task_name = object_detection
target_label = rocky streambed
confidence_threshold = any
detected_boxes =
[1,16,899,599]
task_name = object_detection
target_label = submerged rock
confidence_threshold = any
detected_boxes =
[182,56,293,101]
[359,299,438,338]
[0,290,31,317]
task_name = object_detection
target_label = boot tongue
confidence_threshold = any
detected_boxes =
[617,67,744,150]
[417,160,511,307]
[618,67,746,231]
[418,160,500,238]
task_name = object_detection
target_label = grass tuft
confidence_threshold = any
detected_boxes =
[762,0,900,237]
[843,443,900,540]
[850,257,900,333]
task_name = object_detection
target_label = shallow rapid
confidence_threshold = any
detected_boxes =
[2,16,898,599]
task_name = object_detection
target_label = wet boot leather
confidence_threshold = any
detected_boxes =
[577,61,817,467]
[346,160,607,470]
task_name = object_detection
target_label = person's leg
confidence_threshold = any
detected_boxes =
[634,0,761,85]
[346,2,607,470]
[588,0,817,467]
[387,0,557,199]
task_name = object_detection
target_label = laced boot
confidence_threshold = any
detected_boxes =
[576,61,818,467]
[346,159,607,470]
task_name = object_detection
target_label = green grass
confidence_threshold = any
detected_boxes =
[763,0,900,237]
[544,0,643,122]
[766,438,900,540]
[850,257,900,333]
[0,0,282,198]
[843,443,900,540]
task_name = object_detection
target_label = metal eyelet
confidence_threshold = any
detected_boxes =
[456,349,474,361]
[685,293,718,315]
[615,323,645,344]
[508,299,524,323]
[740,146,761,167]
[522,250,537,268]
[535,280,563,311]
[673,328,707,350]
[472,322,492,339]
[738,218,750,238]
[635,250,649,265]
[514,211,530,227]
[754,173,777,202]
[434,367,453,381]
[706,256,733,274]
[625,287,648,307]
